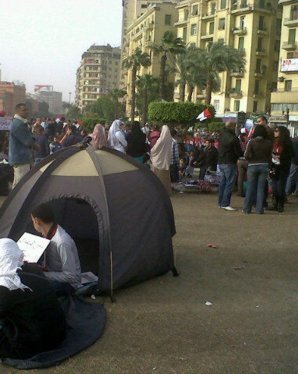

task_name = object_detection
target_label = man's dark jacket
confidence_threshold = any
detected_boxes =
[218,128,243,164]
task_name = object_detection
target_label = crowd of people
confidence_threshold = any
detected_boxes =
[3,103,298,215]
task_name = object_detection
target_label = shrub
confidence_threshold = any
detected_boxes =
[148,102,215,129]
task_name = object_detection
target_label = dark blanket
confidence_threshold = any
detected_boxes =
[1,296,106,369]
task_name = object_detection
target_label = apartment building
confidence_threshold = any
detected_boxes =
[0,81,26,117]
[122,1,178,116]
[121,0,162,87]
[175,0,282,115]
[75,44,121,110]
[271,0,298,128]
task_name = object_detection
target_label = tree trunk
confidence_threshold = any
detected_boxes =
[130,66,137,123]
[143,88,148,125]
[179,83,185,102]
[159,54,167,100]
[205,74,212,105]
[114,97,118,119]
[187,85,194,102]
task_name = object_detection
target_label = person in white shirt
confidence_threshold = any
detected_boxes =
[31,202,81,293]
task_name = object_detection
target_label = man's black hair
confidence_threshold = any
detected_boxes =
[31,202,55,224]
[15,103,26,110]
[257,115,268,125]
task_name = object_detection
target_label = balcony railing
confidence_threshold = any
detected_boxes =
[282,41,297,50]
[229,89,243,98]
[256,48,267,56]
[232,26,247,35]
[230,70,245,77]
[284,16,298,27]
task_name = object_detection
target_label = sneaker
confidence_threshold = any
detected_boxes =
[223,206,237,211]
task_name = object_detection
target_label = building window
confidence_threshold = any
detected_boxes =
[253,101,258,112]
[259,0,265,9]
[257,37,263,52]
[183,27,187,41]
[290,5,298,20]
[214,100,220,112]
[274,40,280,52]
[234,100,240,112]
[238,37,244,50]
[209,22,214,34]
[285,80,292,92]
[276,18,282,36]
[218,18,225,30]
[141,4,147,8]
[211,2,216,14]
[165,14,171,25]
[254,80,260,94]
[256,59,261,73]
[220,0,226,9]
[240,16,245,29]
[259,16,265,30]
[235,79,241,92]
[191,24,197,35]
[288,28,296,43]
[192,5,198,15]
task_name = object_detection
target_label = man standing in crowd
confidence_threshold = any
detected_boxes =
[218,122,242,211]
[9,103,37,188]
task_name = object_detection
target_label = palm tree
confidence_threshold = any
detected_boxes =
[149,31,185,100]
[109,89,126,119]
[136,74,159,124]
[122,48,151,122]
[175,47,207,102]
[201,42,246,104]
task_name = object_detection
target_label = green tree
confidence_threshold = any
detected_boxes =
[109,89,126,119]
[198,42,246,104]
[65,104,81,120]
[149,31,185,100]
[136,74,159,124]
[122,47,151,123]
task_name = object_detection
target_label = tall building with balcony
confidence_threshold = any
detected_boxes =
[75,44,121,110]
[271,0,298,129]
[175,0,282,115]
[122,1,178,117]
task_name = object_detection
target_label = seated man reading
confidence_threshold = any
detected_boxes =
[31,202,81,293]
[0,238,66,359]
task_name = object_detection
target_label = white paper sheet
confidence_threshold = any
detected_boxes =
[17,232,50,263]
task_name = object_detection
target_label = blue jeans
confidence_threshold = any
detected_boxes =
[285,163,298,195]
[218,164,237,207]
[243,164,269,214]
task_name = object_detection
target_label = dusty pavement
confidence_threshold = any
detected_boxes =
[1,192,298,374]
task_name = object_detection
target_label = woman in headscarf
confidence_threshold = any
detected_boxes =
[107,119,127,153]
[0,238,66,359]
[126,121,147,163]
[150,125,172,194]
[91,123,107,150]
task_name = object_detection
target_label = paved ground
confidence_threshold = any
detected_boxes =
[1,192,298,374]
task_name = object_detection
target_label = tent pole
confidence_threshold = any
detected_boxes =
[110,251,116,302]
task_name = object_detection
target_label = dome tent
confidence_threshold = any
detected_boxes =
[0,144,176,297]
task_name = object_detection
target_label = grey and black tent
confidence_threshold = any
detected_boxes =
[0,144,177,296]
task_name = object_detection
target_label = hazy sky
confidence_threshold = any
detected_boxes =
[0,0,122,102]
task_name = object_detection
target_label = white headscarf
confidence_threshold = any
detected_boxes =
[150,125,172,170]
[108,119,127,153]
[0,238,30,291]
